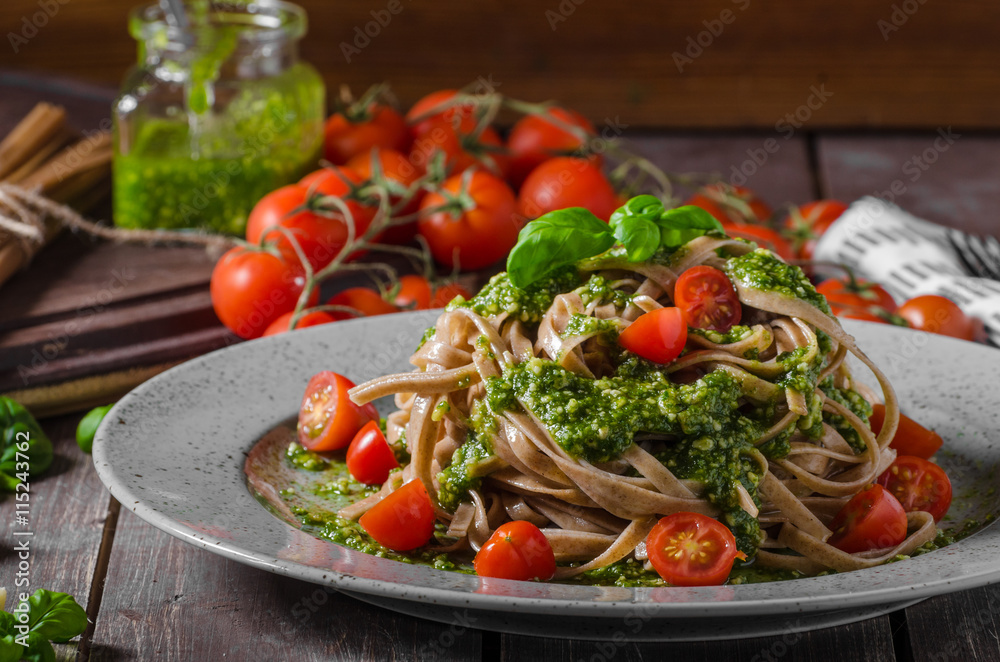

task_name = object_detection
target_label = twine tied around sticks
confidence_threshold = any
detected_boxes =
[0,183,237,268]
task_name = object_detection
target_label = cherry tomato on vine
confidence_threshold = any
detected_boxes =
[474,521,556,581]
[409,115,508,178]
[517,157,618,222]
[817,278,897,314]
[210,247,317,339]
[262,310,337,336]
[783,200,848,260]
[327,287,399,320]
[359,479,436,551]
[394,274,433,310]
[323,103,411,165]
[346,420,399,485]
[418,170,519,270]
[506,107,597,187]
[297,371,378,452]
[877,455,952,522]
[827,484,908,554]
[646,512,741,586]
[674,266,742,332]
[431,282,472,308]
[721,223,794,262]
[897,295,977,341]
[347,148,424,244]
[685,184,772,225]
[868,404,944,459]
[405,89,478,137]
[829,304,887,324]
[619,307,688,364]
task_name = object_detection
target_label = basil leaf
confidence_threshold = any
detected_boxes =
[507,208,614,288]
[20,634,54,662]
[655,205,724,248]
[0,634,22,662]
[611,215,660,262]
[23,590,87,643]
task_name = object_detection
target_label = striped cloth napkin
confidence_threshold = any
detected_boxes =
[813,196,1000,345]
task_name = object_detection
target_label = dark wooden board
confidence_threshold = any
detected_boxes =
[816,133,1000,237]
[904,587,1000,662]
[89,509,483,661]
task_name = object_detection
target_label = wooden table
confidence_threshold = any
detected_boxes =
[2,76,999,662]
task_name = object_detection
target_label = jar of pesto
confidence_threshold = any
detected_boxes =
[113,1,324,234]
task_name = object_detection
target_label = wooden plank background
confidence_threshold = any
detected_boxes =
[2,0,1000,128]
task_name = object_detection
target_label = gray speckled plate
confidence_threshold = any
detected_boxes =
[92,313,1000,641]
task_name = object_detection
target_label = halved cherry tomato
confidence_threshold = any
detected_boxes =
[517,157,618,222]
[646,512,740,586]
[897,295,977,341]
[210,247,317,339]
[618,307,688,364]
[262,310,336,336]
[474,521,556,581]
[685,184,772,225]
[721,223,794,262]
[817,278,897,314]
[418,170,519,270]
[324,103,411,165]
[783,200,848,260]
[431,282,472,308]
[827,484,908,553]
[506,107,597,187]
[869,404,943,459]
[346,148,423,244]
[298,371,378,452]
[406,89,477,137]
[409,115,508,177]
[346,420,399,485]
[359,479,436,551]
[327,287,399,320]
[877,456,952,522]
[394,274,433,310]
[674,266,742,332]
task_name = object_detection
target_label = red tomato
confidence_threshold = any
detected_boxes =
[674,266,742,332]
[409,115,508,178]
[817,278,897,314]
[517,157,618,222]
[827,484,908,553]
[474,521,556,581]
[327,288,399,320]
[646,512,740,586]
[506,107,597,187]
[210,247,317,339]
[721,223,794,262]
[830,304,887,324]
[346,148,424,244]
[783,200,848,260]
[406,89,477,137]
[262,310,336,336]
[685,184,772,225]
[619,307,688,364]
[431,282,472,308]
[898,295,977,341]
[323,104,411,165]
[295,167,377,245]
[298,371,378,452]
[877,456,952,522]
[346,420,399,485]
[869,404,944,459]
[394,275,433,310]
[418,170,519,270]
[359,479,436,551]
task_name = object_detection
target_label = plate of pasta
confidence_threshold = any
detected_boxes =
[93,200,1000,641]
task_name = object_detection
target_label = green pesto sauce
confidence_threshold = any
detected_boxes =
[819,376,873,454]
[725,249,831,314]
[690,325,753,345]
[285,441,330,471]
[436,431,496,512]
[457,267,583,323]
[560,313,621,340]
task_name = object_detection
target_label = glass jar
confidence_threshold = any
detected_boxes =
[113,0,325,234]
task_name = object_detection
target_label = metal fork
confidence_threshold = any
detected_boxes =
[947,229,1000,280]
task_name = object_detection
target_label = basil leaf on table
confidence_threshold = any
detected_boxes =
[506,207,614,288]
[0,397,53,491]
[22,590,88,643]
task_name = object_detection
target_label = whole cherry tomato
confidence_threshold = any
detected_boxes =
[406,89,478,137]
[394,274,433,310]
[431,281,472,308]
[817,278,897,314]
[506,107,597,187]
[517,157,618,222]
[409,115,508,178]
[783,200,848,260]
[722,223,794,262]
[324,103,411,165]
[327,288,399,320]
[685,184,772,225]
[897,295,977,341]
[347,148,424,244]
[474,521,556,581]
[262,310,337,336]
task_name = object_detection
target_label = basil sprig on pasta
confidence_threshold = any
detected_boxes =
[506,196,723,288]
